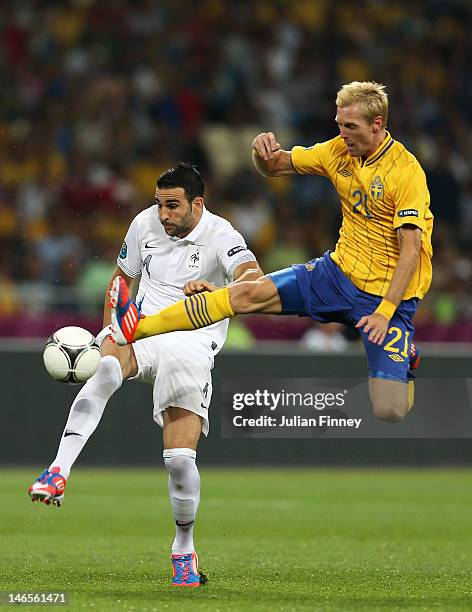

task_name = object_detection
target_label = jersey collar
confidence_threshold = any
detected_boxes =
[363,131,394,167]
[175,206,210,244]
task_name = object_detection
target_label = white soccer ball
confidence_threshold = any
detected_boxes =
[43,326,101,384]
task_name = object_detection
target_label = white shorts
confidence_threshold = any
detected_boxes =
[96,327,214,436]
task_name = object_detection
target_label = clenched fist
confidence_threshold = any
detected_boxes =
[252,132,281,161]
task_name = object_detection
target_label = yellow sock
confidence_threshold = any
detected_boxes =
[135,288,235,339]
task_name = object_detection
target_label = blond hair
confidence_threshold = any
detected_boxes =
[336,81,388,127]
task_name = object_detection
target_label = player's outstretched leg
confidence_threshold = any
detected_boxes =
[109,275,235,345]
[109,275,282,345]
[29,467,67,506]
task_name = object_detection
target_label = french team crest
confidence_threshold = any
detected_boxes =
[370,175,384,200]
[187,246,201,270]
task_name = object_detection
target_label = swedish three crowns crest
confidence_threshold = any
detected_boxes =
[370,175,384,200]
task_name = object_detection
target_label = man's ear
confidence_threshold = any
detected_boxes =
[191,197,204,211]
[372,115,384,132]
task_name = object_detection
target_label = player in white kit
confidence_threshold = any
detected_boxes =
[28,162,261,586]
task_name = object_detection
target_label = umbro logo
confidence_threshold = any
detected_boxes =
[338,169,352,177]
[388,354,405,363]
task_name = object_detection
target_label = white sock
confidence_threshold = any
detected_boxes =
[49,355,123,479]
[163,448,200,555]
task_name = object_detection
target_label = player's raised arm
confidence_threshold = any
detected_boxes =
[251,132,296,177]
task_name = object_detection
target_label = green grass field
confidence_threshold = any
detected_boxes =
[1,468,471,611]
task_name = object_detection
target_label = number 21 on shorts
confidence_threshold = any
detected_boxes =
[384,326,410,360]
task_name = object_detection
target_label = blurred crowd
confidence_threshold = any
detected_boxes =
[1,0,471,342]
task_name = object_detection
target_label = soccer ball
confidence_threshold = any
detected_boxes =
[43,326,101,384]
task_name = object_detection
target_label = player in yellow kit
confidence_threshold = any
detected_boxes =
[110,81,432,422]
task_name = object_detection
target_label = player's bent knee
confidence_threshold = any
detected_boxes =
[164,455,194,478]
[163,448,197,486]
[372,398,409,422]
[369,378,410,422]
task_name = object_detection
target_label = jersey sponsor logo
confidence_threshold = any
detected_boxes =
[144,240,160,249]
[388,354,405,363]
[338,169,352,177]
[119,241,127,259]
[370,175,384,200]
[398,209,419,218]
[227,245,247,257]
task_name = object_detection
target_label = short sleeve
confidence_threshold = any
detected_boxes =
[215,230,257,279]
[291,138,336,177]
[117,216,142,277]
[392,162,429,231]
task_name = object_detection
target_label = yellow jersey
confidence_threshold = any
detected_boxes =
[291,132,433,300]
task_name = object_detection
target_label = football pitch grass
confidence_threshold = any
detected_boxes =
[1,468,471,611]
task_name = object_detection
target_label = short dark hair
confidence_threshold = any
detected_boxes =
[157,162,205,203]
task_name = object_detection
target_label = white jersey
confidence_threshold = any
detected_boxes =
[117,205,256,352]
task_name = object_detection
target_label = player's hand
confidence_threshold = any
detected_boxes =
[355,313,390,345]
[183,280,218,296]
[252,132,281,161]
